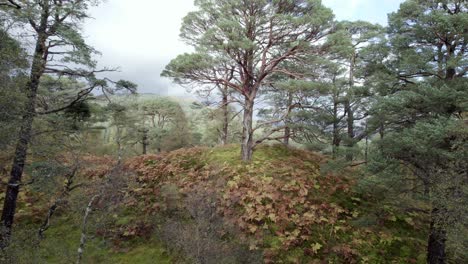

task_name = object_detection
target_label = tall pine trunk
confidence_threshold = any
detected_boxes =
[241,97,254,162]
[427,207,446,264]
[0,31,48,247]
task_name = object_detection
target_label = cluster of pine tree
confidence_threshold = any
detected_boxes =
[162,0,467,262]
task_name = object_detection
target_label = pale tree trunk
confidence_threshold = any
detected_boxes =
[116,126,123,164]
[221,88,229,145]
[0,29,48,247]
[241,97,254,162]
[77,195,100,264]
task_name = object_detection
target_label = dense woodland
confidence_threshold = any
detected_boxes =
[0,0,466,263]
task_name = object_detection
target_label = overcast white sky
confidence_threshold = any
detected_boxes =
[83,0,405,96]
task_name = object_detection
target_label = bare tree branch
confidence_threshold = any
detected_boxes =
[0,0,21,9]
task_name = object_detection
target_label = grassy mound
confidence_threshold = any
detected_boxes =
[126,144,428,263]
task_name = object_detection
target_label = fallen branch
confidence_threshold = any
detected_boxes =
[348,161,367,167]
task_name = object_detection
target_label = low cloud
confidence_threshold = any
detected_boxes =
[83,0,403,97]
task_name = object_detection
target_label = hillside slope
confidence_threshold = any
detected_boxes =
[3,145,428,263]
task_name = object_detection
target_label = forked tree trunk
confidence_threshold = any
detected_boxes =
[241,97,254,162]
[427,207,446,264]
[0,31,48,248]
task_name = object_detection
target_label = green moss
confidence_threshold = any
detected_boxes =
[263,234,282,250]
[8,210,176,264]
[206,144,241,165]
[115,215,133,226]
[108,241,174,264]
[207,144,296,166]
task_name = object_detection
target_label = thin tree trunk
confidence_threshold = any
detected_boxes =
[241,97,254,162]
[332,100,340,159]
[437,44,444,77]
[284,126,291,146]
[0,29,48,247]
[445,44,456,80]
[364,122,369,164]
[345,100,355,161]
[221,88,229,145]
[379,123,385,140]
[116,126,123,164]
[427,207,446,264]
[77,195,99,264]
[103,128,110,143]
[345,53,356,161]
[141,128,148,155]
[38,167,79,239]
[284,91,293,146]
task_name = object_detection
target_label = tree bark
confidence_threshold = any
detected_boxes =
[427,207,446,264]
[241,97,254,162]
[0,29,48,247]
